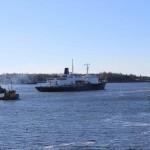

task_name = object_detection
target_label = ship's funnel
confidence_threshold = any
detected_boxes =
[64,68,69,75]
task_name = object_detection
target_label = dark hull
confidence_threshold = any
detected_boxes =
[36,83,106,92]
[0,94,19,100]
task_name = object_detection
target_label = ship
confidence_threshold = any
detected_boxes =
[35,62,106,92]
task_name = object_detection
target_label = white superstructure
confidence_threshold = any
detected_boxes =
[46,73,100,87]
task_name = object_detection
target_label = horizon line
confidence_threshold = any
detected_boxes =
[0,72,149,77]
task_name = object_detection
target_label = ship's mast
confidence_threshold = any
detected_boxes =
[72,59,74,74]
[84,64,90,75]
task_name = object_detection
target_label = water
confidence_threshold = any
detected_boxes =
[0,83,150,149]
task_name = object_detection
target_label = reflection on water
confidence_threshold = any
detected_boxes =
[0,83,150,149]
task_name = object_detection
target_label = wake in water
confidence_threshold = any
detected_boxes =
[44,140,96,150]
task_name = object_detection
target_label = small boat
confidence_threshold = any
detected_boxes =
[0,90,20,100]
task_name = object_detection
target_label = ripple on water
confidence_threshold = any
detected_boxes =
[0,83,150,149]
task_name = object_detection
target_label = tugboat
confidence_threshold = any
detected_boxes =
[0,90,20,100]
[36,62,106,92]
[0,84,20,100]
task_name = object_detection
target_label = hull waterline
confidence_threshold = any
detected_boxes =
[36,83,106,92]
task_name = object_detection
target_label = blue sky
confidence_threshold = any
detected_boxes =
[0,0,150,75]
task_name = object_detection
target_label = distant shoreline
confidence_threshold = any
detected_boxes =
[108,81,150,83]
[0,72,150,84]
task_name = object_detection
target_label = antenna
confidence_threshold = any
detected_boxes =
[11,80,13,90]
[72,59,74,74]
[84,64,90,75]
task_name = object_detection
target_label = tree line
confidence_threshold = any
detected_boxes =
[0,72,150,84]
